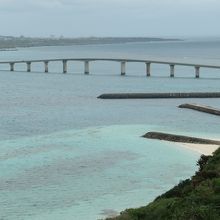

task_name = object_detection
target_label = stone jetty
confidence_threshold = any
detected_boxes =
[143,132,220,145]
[179,103,220,116]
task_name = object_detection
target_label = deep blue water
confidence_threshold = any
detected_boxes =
[0,40,220,219]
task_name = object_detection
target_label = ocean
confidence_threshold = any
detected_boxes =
[0,39,220,220]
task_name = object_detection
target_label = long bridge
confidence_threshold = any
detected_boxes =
[1,58,220,78]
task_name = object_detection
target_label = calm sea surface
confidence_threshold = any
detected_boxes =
[0,39,220,220]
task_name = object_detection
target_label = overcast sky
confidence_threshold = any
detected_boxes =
[0,0,220,37]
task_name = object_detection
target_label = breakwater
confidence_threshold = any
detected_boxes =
[179,103,220,116]
[98,92,220,99]
[143,132,220,145]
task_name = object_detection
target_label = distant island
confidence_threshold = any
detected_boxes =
[0,36,181,49]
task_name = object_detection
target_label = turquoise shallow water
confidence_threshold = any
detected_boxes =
[0,125,199,220]
[1,40,220,219]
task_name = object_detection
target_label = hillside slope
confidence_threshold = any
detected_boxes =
[108,148,220,220]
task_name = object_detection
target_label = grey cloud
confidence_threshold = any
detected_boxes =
[0,0,219,37]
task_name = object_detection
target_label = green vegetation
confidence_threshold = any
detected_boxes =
[108,148,220,220]
[0,36,181,49]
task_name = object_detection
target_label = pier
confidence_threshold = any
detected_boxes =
[1,58,220,78]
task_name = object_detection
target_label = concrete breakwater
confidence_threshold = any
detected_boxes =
[179,103,220,116]
[143,132,220,145]
[98,92,220,99]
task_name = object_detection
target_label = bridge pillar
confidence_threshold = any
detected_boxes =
[121,61,126,76]
[84,61,90,74]
[10,63,15,71]
[63,60,67,73]
[170,64,175,77]
[44,61,49,73]
[146,62,151,77]
[27,62,31,72]
[195,66,200,78]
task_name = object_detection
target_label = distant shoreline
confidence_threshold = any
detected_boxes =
[0,36,182,50]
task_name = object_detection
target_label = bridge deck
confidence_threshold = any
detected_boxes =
[0,58,219,69]
[0,58,220,78]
